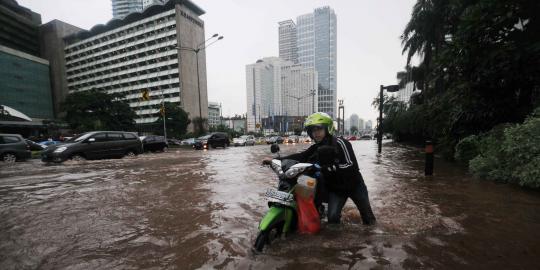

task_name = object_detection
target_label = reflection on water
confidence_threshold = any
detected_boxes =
[1,142,539,269]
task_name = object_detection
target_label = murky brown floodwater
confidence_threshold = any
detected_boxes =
[1,141,539,269]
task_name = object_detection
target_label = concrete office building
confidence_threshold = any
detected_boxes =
[39,20,84,118]
[0,0,41,56]
[112,0,143,19]
[246,57,317,132]
[64,0,208,126]
[296,6,337,118]
[208,101,221,127]
[280,63,317,117]
[278,20,297,63]
[246,57,283,132]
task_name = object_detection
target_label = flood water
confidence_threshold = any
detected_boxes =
[1,141,539,269]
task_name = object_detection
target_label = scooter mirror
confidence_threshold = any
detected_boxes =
[270,144,280,153]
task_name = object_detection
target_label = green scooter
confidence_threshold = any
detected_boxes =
[254,144,319,252]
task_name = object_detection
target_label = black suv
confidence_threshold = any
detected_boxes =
[41,131,143,163]
[193,132,230,149]
[140,135,168,152]
[0,134,31,163]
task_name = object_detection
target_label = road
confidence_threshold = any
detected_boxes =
[1,141,539,269]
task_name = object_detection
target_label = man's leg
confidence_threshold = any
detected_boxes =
[349,176,377,225]
[327,191,348,224]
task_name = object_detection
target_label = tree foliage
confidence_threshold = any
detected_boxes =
[62,89,136,133]
[155,102,191,137]
[379,0,540,159]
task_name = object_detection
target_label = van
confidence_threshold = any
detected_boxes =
[41,131,143,163]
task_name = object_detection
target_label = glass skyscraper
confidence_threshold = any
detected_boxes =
[296,6,336,118]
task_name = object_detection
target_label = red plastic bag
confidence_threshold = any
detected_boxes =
[296,195,321,234]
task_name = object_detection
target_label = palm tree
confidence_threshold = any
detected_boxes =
[401,0,453,94]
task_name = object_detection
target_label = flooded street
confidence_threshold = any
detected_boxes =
[1,141,540,269]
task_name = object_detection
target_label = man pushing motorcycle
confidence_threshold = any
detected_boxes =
[263,112,377,225]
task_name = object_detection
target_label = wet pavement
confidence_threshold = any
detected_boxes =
[1,141,540,269]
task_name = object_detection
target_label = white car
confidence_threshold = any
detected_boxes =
[180,138,196,145]
[233,135,256,146]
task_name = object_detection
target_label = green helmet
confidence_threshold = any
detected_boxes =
[304,112,335,137]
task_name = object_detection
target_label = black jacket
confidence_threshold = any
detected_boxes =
[280,136,364,194]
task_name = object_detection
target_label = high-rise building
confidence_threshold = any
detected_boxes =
[296,6,337,118]
[0,0,54,124]
[112,0,143,19]
[366,120,373,130]
[39,20,84,118]
[246,57,283,132]
[246,57,317,132]
[208,102,221,127]
[142,0,166,10]
[280,64,318,117]
[358,118,365,131]
[349,114,359,130]
[0,0,42,56]
[278,20,297,63]
[65,0,207,126]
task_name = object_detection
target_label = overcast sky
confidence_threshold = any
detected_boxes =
[19,0,416,123]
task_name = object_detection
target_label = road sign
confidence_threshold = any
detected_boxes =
[256,123,261,129]
[142,89,150,101]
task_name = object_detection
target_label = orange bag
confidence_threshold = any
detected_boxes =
[296,194,321,234]
[295,175,320,234]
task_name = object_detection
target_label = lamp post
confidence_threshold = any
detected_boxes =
[169,34,223,119]
[378,84,400,154]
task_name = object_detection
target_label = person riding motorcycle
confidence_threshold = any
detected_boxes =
[263,112,377,225]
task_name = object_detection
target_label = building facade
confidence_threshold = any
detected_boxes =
[365,120,373,131]
[143,0,166,9]
[0,0,42,56]
[64,0,208,127]
[0,45,53,120]
[222,116,246,133]
[278,20,297,63]
[112,0,143,19]
[208,101,221,127]
[39,20,84,118]
[280,64,318,117]
[246,57,317,132]
[296,7,337,118]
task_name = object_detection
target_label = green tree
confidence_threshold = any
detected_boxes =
[62,89,136,132]
[350,126,358,134]
[155,102,191,137]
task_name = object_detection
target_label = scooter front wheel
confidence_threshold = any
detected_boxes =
[253,221,284,252]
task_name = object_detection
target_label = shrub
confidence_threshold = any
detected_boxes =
[469,109,540,188]
[454,135,479,163]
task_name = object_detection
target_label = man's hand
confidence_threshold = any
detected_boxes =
[262,157,273,165]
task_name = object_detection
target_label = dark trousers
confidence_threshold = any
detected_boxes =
[327,179,376,225]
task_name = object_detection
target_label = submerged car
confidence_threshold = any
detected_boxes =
[41,131,143,163]
[233,135,256,146]
[140,135,168,152]
[193,132,230,150]
[0,134,31,163]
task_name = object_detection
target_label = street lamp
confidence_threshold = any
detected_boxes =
[378,84,400,154]
[169,34,224,119]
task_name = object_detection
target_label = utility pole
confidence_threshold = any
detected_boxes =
[338,99,344,135]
